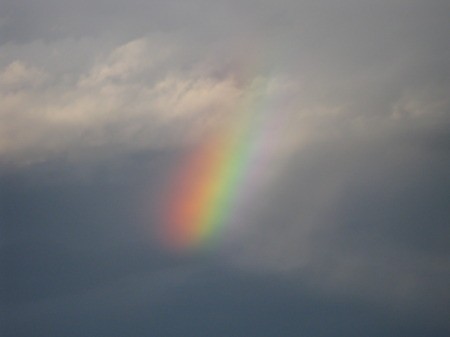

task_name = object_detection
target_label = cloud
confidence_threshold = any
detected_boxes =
[1,1,450,335]
[0,61,46,89]
[225,114,450,323]
[1,0,449,165]
[0,38,253,164]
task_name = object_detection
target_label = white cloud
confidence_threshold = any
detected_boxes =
[0,38,254,163]
[0,60,47,89]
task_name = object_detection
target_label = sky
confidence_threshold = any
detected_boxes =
[1,0,450,336]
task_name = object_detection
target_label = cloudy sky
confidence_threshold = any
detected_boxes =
[1,0,450,336]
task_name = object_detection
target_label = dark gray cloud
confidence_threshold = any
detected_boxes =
[2,134,449,335]
[1,0,450,336]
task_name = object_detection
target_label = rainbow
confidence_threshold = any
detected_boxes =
[159,78,272,252]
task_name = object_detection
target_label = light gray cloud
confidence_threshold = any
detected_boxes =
[1,0,449,164]
[225,116,450,324]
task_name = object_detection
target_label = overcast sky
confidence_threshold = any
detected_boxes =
[1,1,450,336]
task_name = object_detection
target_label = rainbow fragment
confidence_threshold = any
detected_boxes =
[159,79,272,252]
